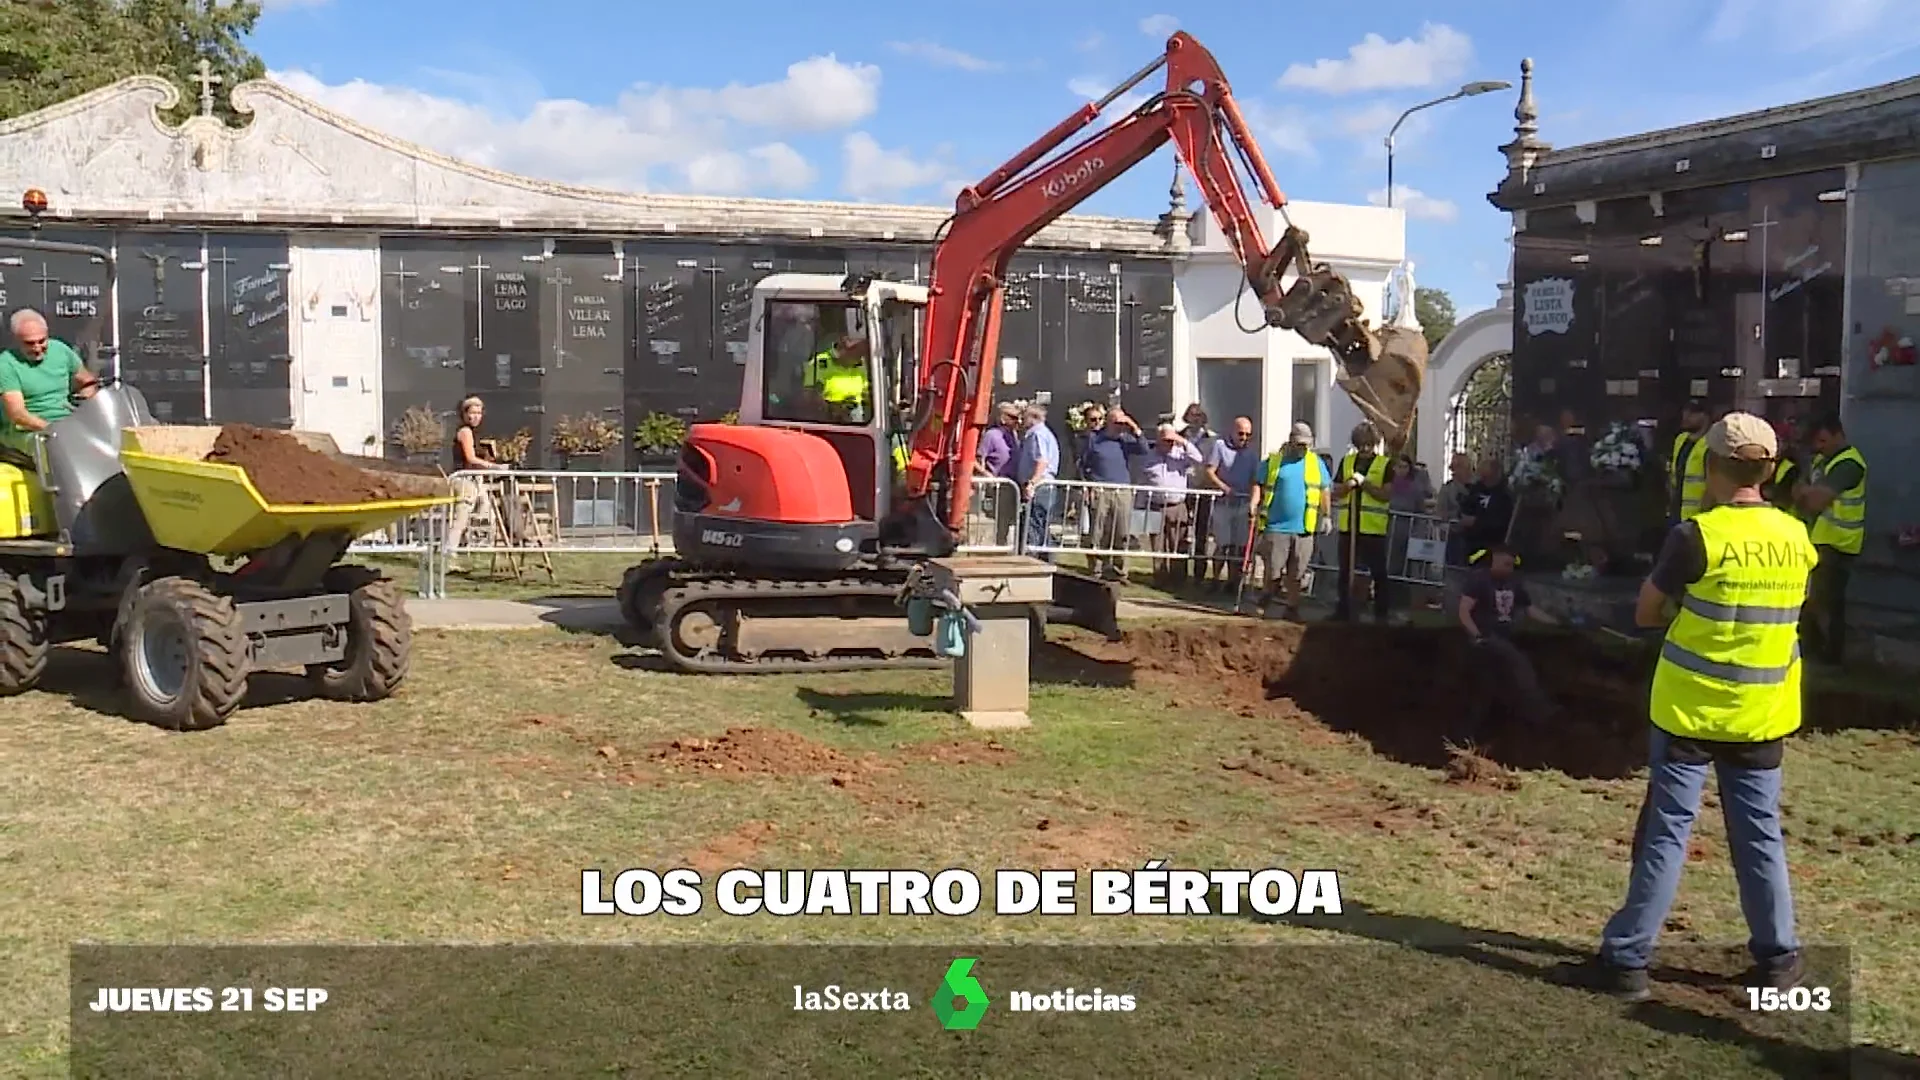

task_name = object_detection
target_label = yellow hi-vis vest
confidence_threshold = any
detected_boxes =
[1334,450,1390,536]
[1259,449,1326,532]
[1649,504,1816,744]
[1807,446,1867,555]
[1670,433,1707,521]
[805,349,868,406]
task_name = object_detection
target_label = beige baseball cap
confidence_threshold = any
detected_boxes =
[1705,411,1778,461]
[1290,421,1314,444]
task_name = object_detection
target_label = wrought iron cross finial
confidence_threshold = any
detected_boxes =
[195,58,222,118]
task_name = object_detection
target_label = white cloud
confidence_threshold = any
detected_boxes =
[686,144,818,195]
[886,40,1002,72]
[1366,185,1458,222]
[1277,24,1473,94]
[1073,31,1104,52]
[656,55,881,131]
[1139,14,1179,39]
[1241,101,1318,161]
[840,132,954,200]
[265,56,880,195]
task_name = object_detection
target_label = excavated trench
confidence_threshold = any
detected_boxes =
[1072,623,1919,781]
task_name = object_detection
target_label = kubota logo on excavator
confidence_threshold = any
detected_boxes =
[1042,156,1105,200]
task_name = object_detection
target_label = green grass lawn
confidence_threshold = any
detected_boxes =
[4,618,1917,1075]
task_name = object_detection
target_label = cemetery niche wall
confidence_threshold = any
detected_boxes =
[378,236,1149,474]
[1509,174,1845,449]
[0,226,1168,475]
[0,226,293,428]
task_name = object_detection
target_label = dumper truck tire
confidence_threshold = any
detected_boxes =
[308,566,409,702]
[0,573,49,696]
[120,577,249,731]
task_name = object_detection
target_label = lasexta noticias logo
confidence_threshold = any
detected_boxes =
[933,957,989,1031]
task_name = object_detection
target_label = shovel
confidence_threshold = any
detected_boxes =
[1233,501,1261,615]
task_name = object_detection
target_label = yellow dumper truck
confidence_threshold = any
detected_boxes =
[0,223,451,730]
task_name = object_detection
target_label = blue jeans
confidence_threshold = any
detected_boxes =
[1600,726,1798,970]
[1022,491,1053,561]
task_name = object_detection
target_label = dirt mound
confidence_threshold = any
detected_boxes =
[205,423,399,505]
[1089,623,1917,782]
[1443,743,1522,791]
[649,727,866,778]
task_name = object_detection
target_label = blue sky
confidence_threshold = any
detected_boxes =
[249,0,1918,313]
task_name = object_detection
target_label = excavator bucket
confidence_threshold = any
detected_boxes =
[1049,568,1123,641]
[1337,324,1429,455]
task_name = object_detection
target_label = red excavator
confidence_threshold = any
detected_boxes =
[619,32,1428,673]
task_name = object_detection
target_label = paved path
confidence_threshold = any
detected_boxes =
[404,594,1233,632]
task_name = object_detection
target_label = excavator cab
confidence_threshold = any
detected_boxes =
[670,273,927,572]
[733,273,923,526]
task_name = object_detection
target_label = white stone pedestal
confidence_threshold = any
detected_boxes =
[924,555,1057,730]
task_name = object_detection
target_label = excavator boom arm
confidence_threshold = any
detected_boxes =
[899,32,1423,542]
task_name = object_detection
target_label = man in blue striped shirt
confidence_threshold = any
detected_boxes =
[1013,404,1060,558]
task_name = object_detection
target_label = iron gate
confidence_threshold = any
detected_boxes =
[1445,352,1512,467]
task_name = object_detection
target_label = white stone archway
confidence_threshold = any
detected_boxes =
[1417,285,1515,470]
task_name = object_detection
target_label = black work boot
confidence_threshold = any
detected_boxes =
[1740,951,1805,992]
[1552,956,1652,1003]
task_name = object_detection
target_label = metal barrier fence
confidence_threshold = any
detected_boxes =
[345,470,1022,598]
[341,467,1451,604]
[1019,478,1452,591]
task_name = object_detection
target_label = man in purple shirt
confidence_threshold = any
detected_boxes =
[975,402,1020,546]
[1142,423,1201,584]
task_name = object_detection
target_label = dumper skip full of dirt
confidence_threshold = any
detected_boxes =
[1082,622,1918,782]
[203,423,402,505]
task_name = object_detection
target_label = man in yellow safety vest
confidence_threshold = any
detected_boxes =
[1666,400,1710,526]
[1330,421,1393,623]
[803,332,872,424]
[1560,412,1814,1003]
[1792,413,1866,667]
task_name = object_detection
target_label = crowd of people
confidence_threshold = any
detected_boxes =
[973,397,1519,627]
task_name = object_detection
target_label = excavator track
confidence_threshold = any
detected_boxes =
[620,559,949,674]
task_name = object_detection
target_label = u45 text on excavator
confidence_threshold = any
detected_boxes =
[618,32,1429,673]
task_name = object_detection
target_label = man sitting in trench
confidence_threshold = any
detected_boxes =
[1457,544,1560,738]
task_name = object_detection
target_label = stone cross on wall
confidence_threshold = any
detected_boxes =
[195,59,222,118]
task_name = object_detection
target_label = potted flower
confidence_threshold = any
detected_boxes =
[718,410,740,425]
[549,413,621,471]
[389,403,444,465]
[633,411,689,468]
[1588,422,1646,488]
[492,427,534,467]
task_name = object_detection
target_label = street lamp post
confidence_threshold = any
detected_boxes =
[1385,79,1512,208]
